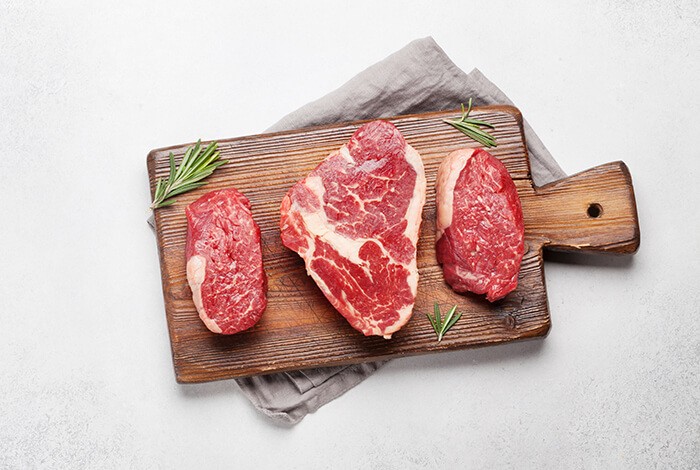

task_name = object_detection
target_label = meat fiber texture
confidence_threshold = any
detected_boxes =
[436,148,525,302]
[186,188,267,334]
[280,120,426,339]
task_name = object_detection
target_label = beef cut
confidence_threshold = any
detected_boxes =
[435,148,524,301]
[280,120,426,338]
[186,188,267,334]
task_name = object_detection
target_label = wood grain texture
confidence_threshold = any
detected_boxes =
[147,106,640,383]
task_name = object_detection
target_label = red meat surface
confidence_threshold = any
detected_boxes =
[280,121,426,338]
[435,148,524,302]
[185,188,267,334]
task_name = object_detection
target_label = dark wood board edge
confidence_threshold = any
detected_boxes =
[175,321,552,383]
[147,155,184,379]
[145,105,524,163]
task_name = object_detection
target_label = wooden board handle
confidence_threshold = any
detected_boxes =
[523,161,640,254]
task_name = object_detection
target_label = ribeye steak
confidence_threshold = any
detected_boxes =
[280,120,426,338]
[436,148,524,302]
[186,188,267,334]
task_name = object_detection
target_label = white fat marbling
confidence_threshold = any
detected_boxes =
[435,148,474,240]
[291,143,425,338]
[186,255,222,334]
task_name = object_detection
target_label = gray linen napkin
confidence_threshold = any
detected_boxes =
[234,37,566,425]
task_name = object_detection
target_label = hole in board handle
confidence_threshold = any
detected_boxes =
[587,203,603,218]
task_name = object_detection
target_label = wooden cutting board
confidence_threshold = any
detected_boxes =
[147,105,640,383]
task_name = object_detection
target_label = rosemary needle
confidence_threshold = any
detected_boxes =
[426,303,463,342]
[150,140,227,210]
[442,98,497,148]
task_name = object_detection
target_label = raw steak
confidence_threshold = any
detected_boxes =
[186,188,267,334]
[280,120,426,338]
[435,148,524,302]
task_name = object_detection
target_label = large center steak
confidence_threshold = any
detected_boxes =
[435,148,525,302]
[186,188,267,334]
[280,121,426,338]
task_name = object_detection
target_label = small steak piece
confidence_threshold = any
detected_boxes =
[280,120,426,338]
[186,188,267,334]
[435,148,524,301]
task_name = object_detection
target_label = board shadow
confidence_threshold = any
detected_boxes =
[544,251,636,269]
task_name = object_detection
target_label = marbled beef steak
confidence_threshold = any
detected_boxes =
[186,188,267,334]
[436,148,524,302]
[280,121,426,338]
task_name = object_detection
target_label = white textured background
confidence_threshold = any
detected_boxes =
[1,1,699,468]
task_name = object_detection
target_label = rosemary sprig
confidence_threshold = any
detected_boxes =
[150,140,227,209]
[426,303,463,342]
[442,98,497,148]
